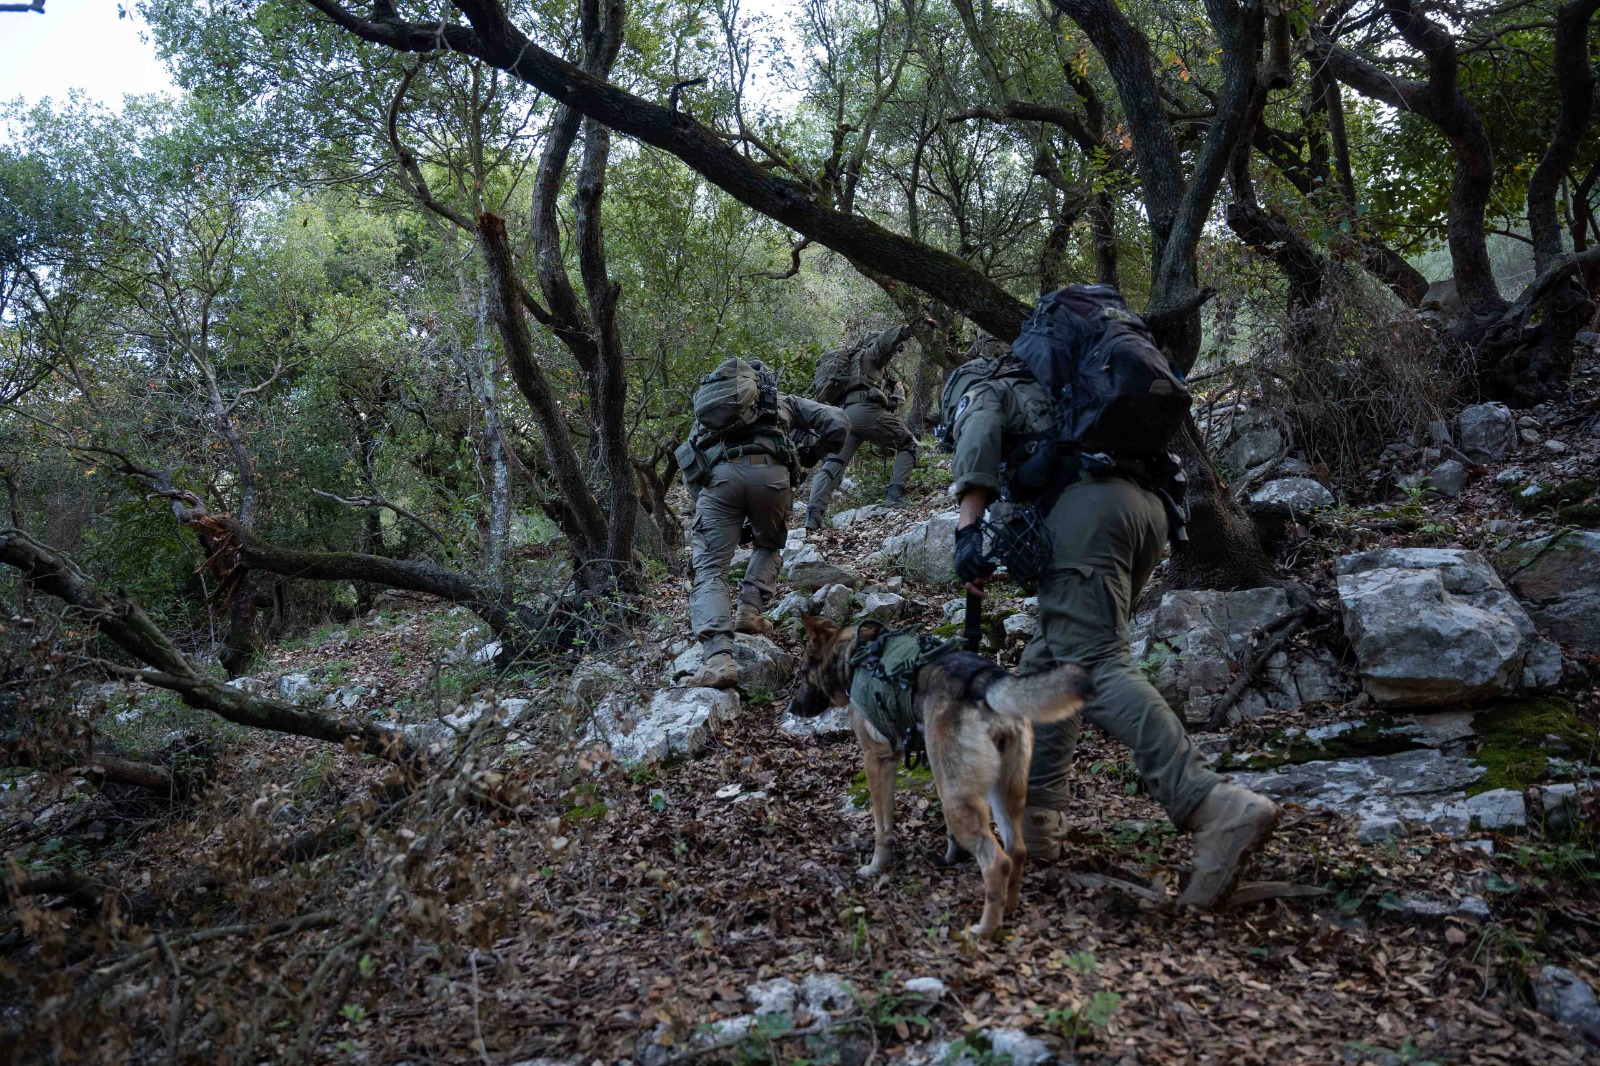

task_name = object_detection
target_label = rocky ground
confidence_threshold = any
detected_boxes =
[7,360,1600,1064]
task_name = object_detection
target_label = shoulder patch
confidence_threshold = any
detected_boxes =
[953,394,971,422]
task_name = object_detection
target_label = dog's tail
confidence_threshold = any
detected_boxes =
[982,663,1093,724]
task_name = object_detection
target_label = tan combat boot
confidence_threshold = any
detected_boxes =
[684,651,739,690]
[734,603,776,637]
[1022,807,1066,863]
[1178,783,1281,909]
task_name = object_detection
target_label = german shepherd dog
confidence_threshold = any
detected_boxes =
[791,614,1092,938]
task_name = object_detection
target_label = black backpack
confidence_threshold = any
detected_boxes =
[1010,284,1190,456]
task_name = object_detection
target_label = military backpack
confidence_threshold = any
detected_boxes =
[694,356,777,434]
[811,343,862,406]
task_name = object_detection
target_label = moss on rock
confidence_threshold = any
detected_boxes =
[1468,697,1598,795]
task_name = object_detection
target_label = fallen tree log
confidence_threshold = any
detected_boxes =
[0,528,429,775]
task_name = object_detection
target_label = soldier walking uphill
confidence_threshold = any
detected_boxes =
[942,286,1281,910]
[676,358,849,690]
[804,324,921,530]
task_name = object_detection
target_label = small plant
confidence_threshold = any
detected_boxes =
[1036,991,1122,1043]
[1089,757,1141,795]
[1344,1036,1441,1065]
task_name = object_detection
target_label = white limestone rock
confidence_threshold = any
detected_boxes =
[831,504,887,529]
[590,686,741,764]
[777,704,853,739]
[278,673,316,702]
[1336,548,1558,706]
[670,634,795,693]
[858,590,906,622]
[880,512,959,584]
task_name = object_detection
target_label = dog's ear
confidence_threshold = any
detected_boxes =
[799,612,839,647]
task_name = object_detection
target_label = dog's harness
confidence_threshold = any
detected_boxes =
[848,624,964,769]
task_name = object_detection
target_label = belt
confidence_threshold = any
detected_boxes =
[727,453,774,465]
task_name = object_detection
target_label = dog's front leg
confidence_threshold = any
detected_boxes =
[853,712,897,878]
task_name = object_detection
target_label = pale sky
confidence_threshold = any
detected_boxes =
[0,0,177,111]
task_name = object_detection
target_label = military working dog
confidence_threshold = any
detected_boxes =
[791,614,1091,938]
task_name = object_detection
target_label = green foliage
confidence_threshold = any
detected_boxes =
[1469,698,1598,795]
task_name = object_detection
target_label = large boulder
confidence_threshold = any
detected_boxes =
[1501,531,1600,652]
[670,634,795,693]
[879,512,959,584]
[1336,548,1561,706]
[1139,588,1347,724]
[1457,402,1516,463]
[589,687,741,764]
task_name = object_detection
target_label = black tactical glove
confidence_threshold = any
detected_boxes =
[953,522,995,584]
[797,444,824,468]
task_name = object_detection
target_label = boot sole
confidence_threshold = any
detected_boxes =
[1178,802,1281,910]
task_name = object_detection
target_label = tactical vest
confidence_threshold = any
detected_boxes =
[848,625,963,755]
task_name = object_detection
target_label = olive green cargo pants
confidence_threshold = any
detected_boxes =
[807,399,919,513]
[1018,477,1221,826]
[690,455,792,658]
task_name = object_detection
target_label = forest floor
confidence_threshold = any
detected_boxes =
[9,389,1600,1064]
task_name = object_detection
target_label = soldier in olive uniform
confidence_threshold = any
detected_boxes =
[946,354,1280,911]
[804,324,921,530]
[684,368,849,689]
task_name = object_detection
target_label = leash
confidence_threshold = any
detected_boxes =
[963,588,982,653]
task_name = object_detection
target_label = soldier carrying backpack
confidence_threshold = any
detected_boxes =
[803,323,921,530]
[942,284,1281,911]
[675,357,848,689]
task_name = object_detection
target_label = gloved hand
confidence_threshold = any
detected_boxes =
[797,444,824,468]
[953,522,994,584]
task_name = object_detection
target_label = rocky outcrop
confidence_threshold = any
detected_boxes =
[1232,749,1526,842]
[1336,548,1561,706]
[877,512,959,584]
[590,686,741,764]
[1501,531,1600,652]
[1135,587,1347,724]
[670,635,794,693]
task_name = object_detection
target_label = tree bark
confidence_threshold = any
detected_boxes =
[299,0,1035,338]
[301,0,1278,591]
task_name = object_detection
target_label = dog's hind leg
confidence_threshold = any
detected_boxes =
[854,715,898,878]
[994,731,1033,914]
[944,797,1013,939]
